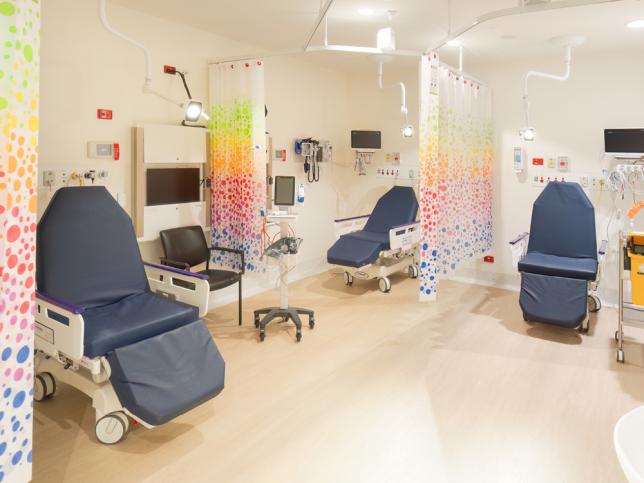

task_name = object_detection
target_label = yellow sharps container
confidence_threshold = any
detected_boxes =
[628,232,644,306]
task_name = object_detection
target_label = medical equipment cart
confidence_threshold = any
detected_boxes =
[616,231,644,363]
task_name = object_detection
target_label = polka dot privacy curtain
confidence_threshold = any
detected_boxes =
[418,53,493,301]
[209,60,266,273]
[0,0,40,481]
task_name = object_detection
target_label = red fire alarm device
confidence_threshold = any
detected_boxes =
[97,109,113,120]
[484,255,495,263]
[532,158,544,166]
[113,143,120,161]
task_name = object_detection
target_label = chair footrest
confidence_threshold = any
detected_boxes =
[107,320,225,426]
[520,272,587,328]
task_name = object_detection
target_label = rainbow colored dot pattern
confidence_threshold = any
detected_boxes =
[0,1,40,481]
[209,62,266,272]
[418,54,493,300]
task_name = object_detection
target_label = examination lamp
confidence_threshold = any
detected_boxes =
[401,125,414,138]
[520,127,536,142]
[184,100,204,122]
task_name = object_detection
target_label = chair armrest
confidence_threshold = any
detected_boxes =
[144,261,208,280]
[389,222,420,251]
[144,262,210,317]
[334,214,370,239]
[36,291,85,315]
[334,214,370,223]
[211,246,245,274]
[599,239,608,256]
[160,258,190,271]
[509,232,529,245]
[35,292,85,360]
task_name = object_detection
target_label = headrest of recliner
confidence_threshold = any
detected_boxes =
[364,186,419,234]
[37,187,148,308]
[528,182,597,259]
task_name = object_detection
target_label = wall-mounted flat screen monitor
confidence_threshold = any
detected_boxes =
[146,168,201,206]
[274,176,295,207]
[351,130,382,150]
[605,129,644,158]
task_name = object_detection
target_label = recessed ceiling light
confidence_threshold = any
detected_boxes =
[627,19,644,29]
[446,39,462,47]
[358,7,375,16]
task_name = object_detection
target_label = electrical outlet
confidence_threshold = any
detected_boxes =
[60,170,69,186]
[42,170,56,187]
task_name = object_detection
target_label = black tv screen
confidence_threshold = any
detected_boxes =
[605,129,644,156]
[146,168,200,206]
[351,130,381,150]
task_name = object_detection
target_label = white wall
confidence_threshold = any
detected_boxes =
[39,1,360,307]
[456,51,644,304]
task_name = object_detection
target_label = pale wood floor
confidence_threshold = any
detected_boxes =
[32,272,644,483]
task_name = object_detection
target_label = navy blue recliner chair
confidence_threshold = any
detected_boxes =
[327,186,420,293]
[514,182,606,331]
[34,187,225,444]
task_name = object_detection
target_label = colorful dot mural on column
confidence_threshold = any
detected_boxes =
[0,1,40,481]
[418,53,493,301]
[209,61,266,272]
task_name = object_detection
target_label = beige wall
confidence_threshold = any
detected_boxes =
[456,52,644,304]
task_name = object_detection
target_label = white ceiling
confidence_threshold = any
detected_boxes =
[111,0,644,72]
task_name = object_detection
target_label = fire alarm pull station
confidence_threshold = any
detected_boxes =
[88,142,119,160]
[97,109,113,120]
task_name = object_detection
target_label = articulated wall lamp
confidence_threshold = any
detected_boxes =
[98,0,209,123]
[372,54,413,138]
[521,35,585,141]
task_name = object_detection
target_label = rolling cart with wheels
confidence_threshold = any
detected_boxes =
[616,231,644,363]
[254,214,315,342]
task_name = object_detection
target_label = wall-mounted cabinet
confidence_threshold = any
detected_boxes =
[134,124,210,241]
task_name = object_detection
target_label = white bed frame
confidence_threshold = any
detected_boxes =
[331,214,420,292]
[34,262,210,442]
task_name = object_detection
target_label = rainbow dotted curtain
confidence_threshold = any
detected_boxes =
[0,0,40,481]
[418,53,493,301]
[209,61,266,272]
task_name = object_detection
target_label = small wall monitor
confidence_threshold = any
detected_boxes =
[351,130,382,150]
[146,168,200,206]
[274,176,295,207]
[605,129,644,158]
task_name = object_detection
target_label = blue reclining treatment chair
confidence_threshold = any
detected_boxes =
[35,187,225,444]
[514,182,606,331]
[327,186,420,293]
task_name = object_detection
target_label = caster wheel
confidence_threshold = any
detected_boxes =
[343,272,354,286]
[408,265,419,279]
[95,412,128,445]
[296,332,302,342]
[259,330,265,342]
[588,295,601,313]
[378,277,391,293]
[34,372,56,402]
[309,319,315,329]
[617,350,625,363]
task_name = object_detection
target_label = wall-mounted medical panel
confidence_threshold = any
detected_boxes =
[141,123,207,164]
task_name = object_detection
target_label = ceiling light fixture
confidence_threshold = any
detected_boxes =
[358,7,375,16]
[446,39,462,47]
[627,19,644,29]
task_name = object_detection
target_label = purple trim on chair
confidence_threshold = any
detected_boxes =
[334,214,370,223]
[509,232,529,245]
[36,291,85,315]
[391,221,419,230]
[599,239,608,256]
[143,261,210,280]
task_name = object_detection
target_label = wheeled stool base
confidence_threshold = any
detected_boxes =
[253,306,315,342]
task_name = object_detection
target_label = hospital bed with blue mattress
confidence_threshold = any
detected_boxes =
[34,187,225,444]
[327,186,420,293]
[512,181,606,331]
